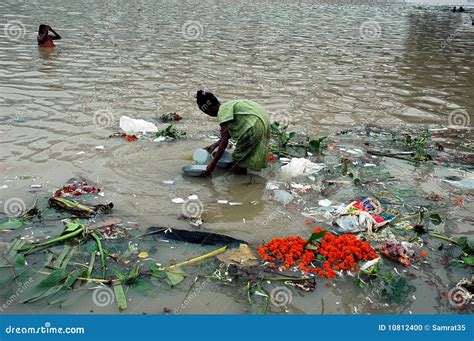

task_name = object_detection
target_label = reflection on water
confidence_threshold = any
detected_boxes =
[0,0,473,314]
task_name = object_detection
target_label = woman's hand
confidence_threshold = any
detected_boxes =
[204,142,219,153]
[199,167,213,178]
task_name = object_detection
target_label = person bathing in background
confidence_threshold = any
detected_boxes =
[195,90,270,177]
[37,24,61,48]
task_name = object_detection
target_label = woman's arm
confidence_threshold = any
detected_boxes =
[48,26,61,40]
[204,140,220,153]
[37,30,48,45]
[202,123,230,176]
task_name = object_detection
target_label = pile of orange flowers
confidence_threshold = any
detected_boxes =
[258,227,378,279]
[309,230,378,278]
[257,236,313,270]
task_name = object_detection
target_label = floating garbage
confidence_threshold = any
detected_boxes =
[156,124,186,139]
[216,244,259,267]
[334,197,398,234]
[442,176,474,190]
[157,112,182,123]
[272,189,294,206]
[153,136,167,143]
[265,182,280,190]
[109,132,138,142]
[54,181,100,198]
[120,115,158,134]
[48,197,113,217]
[375,241,414,267]
[257,227,378,278]
[281,158,325,178]
[318,199,332,207]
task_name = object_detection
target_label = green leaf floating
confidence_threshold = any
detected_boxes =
[463,256,474,266]
[113,284,127,311]
[165,269,185,287]
[0,219,23,230]
[14,253,25,266]
[149,262,185,288]
[429,213,442,226]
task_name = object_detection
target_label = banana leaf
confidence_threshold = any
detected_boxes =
[0,219,23,230]
[113,284,127,311]
[18,224,86,254]
[23,268,83,304]
[49,197,113,217]
[149,262,185,287]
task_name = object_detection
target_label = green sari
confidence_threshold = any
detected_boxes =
[217,100,271,171]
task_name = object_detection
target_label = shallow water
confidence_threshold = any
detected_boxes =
[0,0,473,314]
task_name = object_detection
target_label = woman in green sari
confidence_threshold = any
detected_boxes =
[196,90,271,176]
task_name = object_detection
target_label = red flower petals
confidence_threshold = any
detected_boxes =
[258,227,378,280]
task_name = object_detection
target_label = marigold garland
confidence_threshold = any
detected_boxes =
[257,227,378,279]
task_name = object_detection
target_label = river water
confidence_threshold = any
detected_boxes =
[0,0,473,314]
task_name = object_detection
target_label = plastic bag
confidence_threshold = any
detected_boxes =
[120,115,158,134]
[281,158,325,178]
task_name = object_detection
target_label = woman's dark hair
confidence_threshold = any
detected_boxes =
[38,24,47,34]
[196,90,219,112]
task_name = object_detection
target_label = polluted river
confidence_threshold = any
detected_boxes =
[0,0,473,314]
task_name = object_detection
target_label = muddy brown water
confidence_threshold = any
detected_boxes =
[0,0,473,314]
